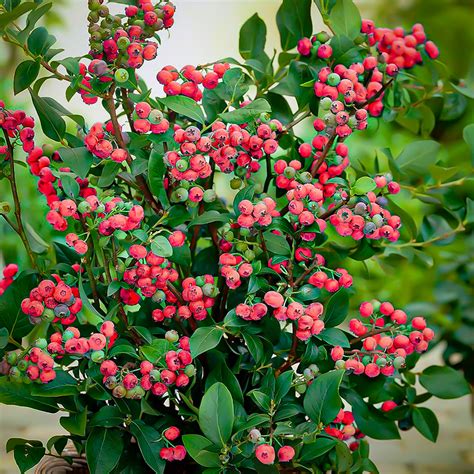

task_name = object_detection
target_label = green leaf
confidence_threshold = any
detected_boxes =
[412,407,439,442]
[78,274,104,325]
[329,0,362,39]
[276,0,312,50]
[14,60,40,94]
[0,327,8,349]
[27,26,56,56]
[323,289,349,327]
[159,95,205,124]
[304,370,344,425]
[150,235,173,258]
[343,389,400,439]
[263,231,291,256]
[239,13,268,62]
[396,140,440,177]
[242,332,264,365]
[58,147,94,179]
[10,440,45,474]
[182,435,221,468]
[89,406,124,428]
[274,370,293,403]
[299,438,337,462]
[129,421,165,474]
[59,173,80,198]
[29,90,66,141]
[199,382,234,447]
[219,98,271,124]
[419,365,471,399]
[60,409,87,436]
[189,210,230,226]
[25,222,49,254]
[190,326,224,358]
[0,378,58,413]
[31,370,78,397]
[0,2,36,30]
[463,123,474,165]
[86,428,123,474]
[0,272,37,340]
[140,339,173,363]
[318,328,350,348]
[352,177,376,195]
[18,2,52,43]
[148,148,169,208]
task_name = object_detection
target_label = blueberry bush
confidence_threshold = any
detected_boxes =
[0,0,472,473]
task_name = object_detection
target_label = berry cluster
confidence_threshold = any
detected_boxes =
[254,443,295,465]
[87,0,175,68]
[159,426,186,462]
[324,409,365,451]
[237,295,325,341]
[0,264,18,296]
[123,244,179,301]
[329,193,401,242]
[157,63,229,101]
[7,345,56,384]
[219,253,253,289]
[236,198,279,228]
[363,20,440,68]
[21,277,82,326]
[297,32,333,59]
[133,102,170,134]
[84,122,128,162]
[331,301,434,377]
[100,333,194,399]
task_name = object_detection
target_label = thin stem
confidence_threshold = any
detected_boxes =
[2,130,39,271]
[311,133,337,177]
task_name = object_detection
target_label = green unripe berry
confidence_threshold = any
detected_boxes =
[316,31,330,43]
[203,189,217,203]
[393,356,405,370]
[112,384,127,398]
[284,166,296,179]
[63,329,75,341]
[176,159,189,172]
[184,364,196,377]
[171,188,188,203]
[230,178,242,190]
[34,338,48,349]
[202,283,219,298]
[152,290,166,303]
[148,109,164,124]
[235,166,247,178]
[376,357,387,367]
[295,383,307,394]
[335,359,346,370]
[150,370,161,382]
[195,276,206,287]
[240,227,250,237]
[115,68,129,83]
[300,172,313,183]
[362,355,371,366]
[41,308,55,323]
[165,330,179,343]
[244,249,255,261]
[77,201,91,214]
[327,73,341,87]
[91,350,105,363]
[320,97,332,110]
[6,352,18,365]
[235,242,248,252]
[224,231,234,242]
[9,367,21,379]
[17,360,28,372]
[308,364,320,375]
[303,368,314,380]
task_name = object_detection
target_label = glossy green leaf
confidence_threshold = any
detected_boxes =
[412,407,439,442]
[14,60,40,94]
[199,382,234,447]
[219,98,271,124]
[276,0,312,50]
[129,421,165,474]
[329,0,361,39]
[159,95,205,124]
[86,428,123,474]
[58,147,94,179]
[419,365,471,399]
[323,289,349,327]
[190,326,224,358]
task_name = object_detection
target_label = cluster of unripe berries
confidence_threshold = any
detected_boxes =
[3,321,117,384]
[100,333,195,399]
[0,264,18,296]
[21,277,82,326]
[87,0,175,70]
[152,275,219,322]
[132,101,169,134]
[324,409,365,452]
[363,20,440,68]
[236,198,279,228]
[84,121,128,162]
[159,426,186,462]
[330,301,434,377]
[297,31,333,59]
[329,193,401,242]
[156,63,229,102]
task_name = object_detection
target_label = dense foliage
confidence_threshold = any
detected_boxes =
[0,0,472,473]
